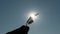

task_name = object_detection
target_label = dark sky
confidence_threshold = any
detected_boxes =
[0,0,60,34]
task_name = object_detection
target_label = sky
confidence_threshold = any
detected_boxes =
[0,0,60,34]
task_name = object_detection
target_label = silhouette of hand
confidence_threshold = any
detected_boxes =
[6,25,30,34]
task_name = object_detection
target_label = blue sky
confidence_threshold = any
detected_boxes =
[0,0,60,34]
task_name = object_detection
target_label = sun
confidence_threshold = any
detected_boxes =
[29,12,38,20]
[30,14,36,20]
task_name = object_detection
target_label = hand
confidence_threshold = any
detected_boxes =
[6,25,30,34]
